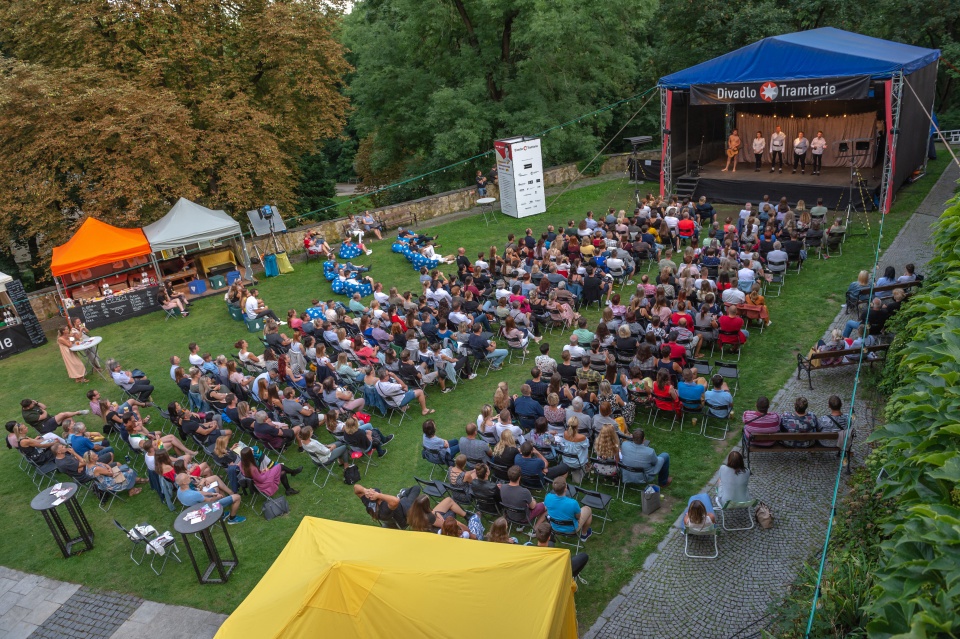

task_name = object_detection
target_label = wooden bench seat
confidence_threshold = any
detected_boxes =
[741,431,851,474]
[796,343,890,389]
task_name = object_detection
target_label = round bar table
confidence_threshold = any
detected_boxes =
[31,483,95,558]
[174,504,239,584]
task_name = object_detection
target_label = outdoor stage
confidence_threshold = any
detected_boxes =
[689,157,880,210]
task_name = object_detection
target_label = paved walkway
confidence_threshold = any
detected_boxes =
[0,567,226,639]
[586,162,959,639]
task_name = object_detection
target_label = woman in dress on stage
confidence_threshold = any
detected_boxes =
[57,326,88,384]
[723,129,741,172]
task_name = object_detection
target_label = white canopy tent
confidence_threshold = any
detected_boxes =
[144,198,253,279]
[0,271,12,293]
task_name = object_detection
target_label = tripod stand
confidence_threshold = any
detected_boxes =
[837,139,872,238]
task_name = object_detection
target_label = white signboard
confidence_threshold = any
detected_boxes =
[494,137,546,218]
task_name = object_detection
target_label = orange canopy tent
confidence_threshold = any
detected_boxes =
[51,217,152,277]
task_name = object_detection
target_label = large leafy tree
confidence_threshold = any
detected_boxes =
[343,0,654,197]
[0,0,350,280]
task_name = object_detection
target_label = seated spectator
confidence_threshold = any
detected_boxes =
[354,484,421,529]
[343,417,392,458]
[175,472,245,524]
[70,421,114,463]
[874,265,897,298]
[897,263,918,284]
[471,463,500,505]
[544,478,593,541]
[83,451,145,496]
[718,305,748,347]
[53,442,89,483]
[515,441,568,485]
[564,397,593,434]
[423,419,459,459]
[514,384,545,431]
[458,422,491,462]
[253,410,297,450]
[238,446,302,496]
[779,396,818,447]
[500,465,547,525]
[741,396,781,445]
[492,430,520,468]
[494,409,525,445]
[676,368,707,411]
[535,343,558,377]
[681,494,716,532]
[407,493,472,535]
[321,377,366,413]
[122,413,193,456]
[818,394,855,451]
[374,368,434,416]
[716,451,751,504]
[620,429,672,487]
[468,323,509,370]
[651,369,681,414]
[703,374,733,418]
[843,297,889,339]
[486,517,518,544]
[20,399,86,436]
[298,426,349,469]
[845,270,872,310]
[107,359,155,402]
[592,424,620,477]
[447,454,476,485]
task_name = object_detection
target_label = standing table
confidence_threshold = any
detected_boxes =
[70,336,105,380]
[174,504,239,584]
[477,197,499,225]
[31,483,95,558]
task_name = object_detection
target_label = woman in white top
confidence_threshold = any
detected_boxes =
[716,450,751,504]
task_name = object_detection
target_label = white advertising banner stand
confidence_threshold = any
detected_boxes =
[493,137,546,219]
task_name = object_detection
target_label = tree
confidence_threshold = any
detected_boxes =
[294,153,337,220]
[343,0,654,192]
[0,0,351,273]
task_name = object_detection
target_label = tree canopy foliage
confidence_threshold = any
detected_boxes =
[0,0,350,280]
[343,0,654,198]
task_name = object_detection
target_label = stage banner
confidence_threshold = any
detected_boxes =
[495,137,546,218]
[690,75,870,105]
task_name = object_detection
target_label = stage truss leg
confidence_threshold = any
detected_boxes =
[660,88,672,198]
[878,72,903,215]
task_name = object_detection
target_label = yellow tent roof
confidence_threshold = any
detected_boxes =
[216,517,578,639]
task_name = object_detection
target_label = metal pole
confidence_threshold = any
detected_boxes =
[237,234,254,282]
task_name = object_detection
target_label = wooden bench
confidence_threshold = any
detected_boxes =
[741,431,852,474]
[846,279,920,315]
[796,343,890,389]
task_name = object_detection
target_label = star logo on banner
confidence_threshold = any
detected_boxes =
[760,82,779,102]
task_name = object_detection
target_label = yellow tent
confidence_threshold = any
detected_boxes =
[216,517,579,639]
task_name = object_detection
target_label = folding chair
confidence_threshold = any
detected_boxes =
[441,481,474,510]
[502,503,535,537]
[163,306,182,322]
[547,517,583,554]
[473,494,502,520]
[348,443,378,476]
[714,361,739,397]
[716,498,758,531]
[683,524,719,559]
[558,450,587,486]
[764,268,785,297]
[569,484,614,535]
[421,447,451,481]
[690,358,713,379]
[488,460,512,483]
[618,462,649,506]
[414,477,447,503]
[702,403,732,440]
[675,404,704,434]
[113,520,182,575]
[309,455,340,499]
[28,458,59,490]
[717,330,742,362]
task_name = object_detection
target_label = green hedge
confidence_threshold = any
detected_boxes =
[865,195,960,637]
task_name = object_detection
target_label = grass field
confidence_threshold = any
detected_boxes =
[0,153,949,630]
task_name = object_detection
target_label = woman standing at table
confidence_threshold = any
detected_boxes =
[57,326,88,384]
[70,317,102,371]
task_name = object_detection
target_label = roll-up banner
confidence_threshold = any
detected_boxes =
[495,137,546,219]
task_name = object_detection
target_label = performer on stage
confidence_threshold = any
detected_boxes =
[769,126,785,173]
[810,131,827,176]
[751,131,766,172]
[792,131,809,174]
[722,129,741,172]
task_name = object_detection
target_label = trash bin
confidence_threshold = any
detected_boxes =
[188,279,208,295]
[208,275,227,290]
[276,251,294,274]
[263,254,279,278]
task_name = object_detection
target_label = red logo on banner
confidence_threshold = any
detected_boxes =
[760,82,779,102]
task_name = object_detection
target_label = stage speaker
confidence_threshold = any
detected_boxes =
[838,142,850,153]
[855,141,870,152]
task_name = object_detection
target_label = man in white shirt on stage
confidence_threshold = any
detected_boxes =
[810,131,827,176]
[792,131,809,175]
[769,126,786,174]
[751,131,766,172]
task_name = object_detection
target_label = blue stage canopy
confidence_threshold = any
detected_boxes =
[660,27,940,89]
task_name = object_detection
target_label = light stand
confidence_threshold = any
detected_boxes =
[836,140,872,237]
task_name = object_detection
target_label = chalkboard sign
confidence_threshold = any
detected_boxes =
[0,325,35,360]
[67,286,161,329]
[6,279,47,347]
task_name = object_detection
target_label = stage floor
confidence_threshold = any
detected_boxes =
[693,157,881,189]
[687,157,880,210]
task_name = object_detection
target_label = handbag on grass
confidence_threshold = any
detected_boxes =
[343,464,361,485]
[755,501,774,528]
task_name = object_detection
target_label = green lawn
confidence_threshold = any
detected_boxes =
[0,154,949,629]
